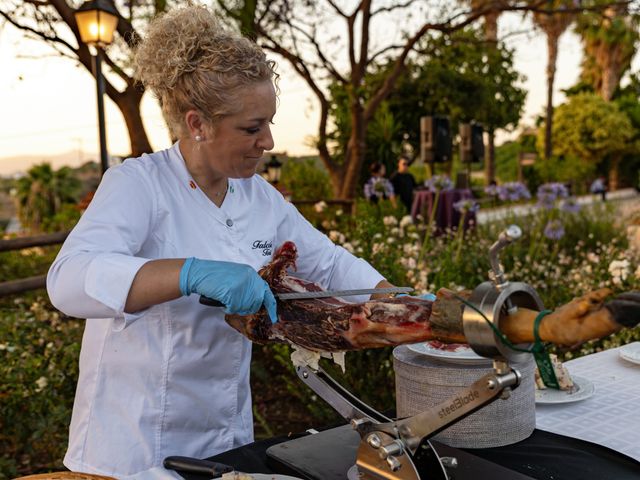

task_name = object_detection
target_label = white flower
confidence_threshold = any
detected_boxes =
[336,209,343,216]
[313,201,327,213]
[403,257,417,269]
[587,252,600,263]
[399,215,413,228]
[373,233,382,239]
[35,376,48,392]
[386,237,395,244]
[390,227,400,236]
[328,230,345,243]
[383,215,398,226]
[342,242,354,253]
[372,243,385,255]
[609,259,630,284]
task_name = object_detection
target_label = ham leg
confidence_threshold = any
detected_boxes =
[224,241,639,352]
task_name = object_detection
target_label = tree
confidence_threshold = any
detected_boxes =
[575,2,639,101]
[530,0,577,160]
[323,28,526,189]
[469,0,505,182]
[15,163,81,232]
[547,93,634,189]
[218,0,555,199]
[0,0,171,157]
[612,74,640,188]
[390,29,526,174]
[470,0,506,44]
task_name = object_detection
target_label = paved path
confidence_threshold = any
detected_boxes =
[476,188,639,225]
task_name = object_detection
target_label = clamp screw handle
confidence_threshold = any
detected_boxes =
[386,456,402,472]
[366,433,382,449]
[378,440,404,460]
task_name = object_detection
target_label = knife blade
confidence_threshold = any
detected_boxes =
[199,286,414,307]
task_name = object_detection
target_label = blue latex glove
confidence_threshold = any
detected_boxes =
[418,293,437,302]
[180,258,278,324]
[398,292,437,301]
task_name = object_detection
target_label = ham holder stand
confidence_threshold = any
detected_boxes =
[288,225,543,480]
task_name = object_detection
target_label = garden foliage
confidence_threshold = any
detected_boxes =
[1,193,639,477]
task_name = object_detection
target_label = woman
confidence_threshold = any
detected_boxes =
[47,5,392,477]
[363,161,397,207]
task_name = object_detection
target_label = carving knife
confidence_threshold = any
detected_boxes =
[199,286,414,307]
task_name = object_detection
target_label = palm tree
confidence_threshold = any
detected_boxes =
[531,1,577,160]
[470,0,503,43]
[576,4,639,101]
[469,0,506,183]
[575,3,638,190]
[15,163,81,232]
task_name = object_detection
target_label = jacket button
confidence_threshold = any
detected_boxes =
[226,218,234,227]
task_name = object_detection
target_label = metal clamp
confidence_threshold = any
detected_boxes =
[463,225,544,363]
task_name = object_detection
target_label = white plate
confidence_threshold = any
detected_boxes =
[407,341,491,365]
[619,342,640,365]
[535,376,595,405]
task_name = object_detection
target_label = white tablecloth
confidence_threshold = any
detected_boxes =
[535,344,640,461]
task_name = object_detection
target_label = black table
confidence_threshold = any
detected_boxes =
[174,426,640,480]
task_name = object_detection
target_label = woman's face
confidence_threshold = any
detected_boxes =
[201,80,276,178]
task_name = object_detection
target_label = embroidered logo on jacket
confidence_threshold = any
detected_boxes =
[252,240,273,256]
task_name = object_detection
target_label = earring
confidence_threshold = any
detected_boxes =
[195,135,202,142]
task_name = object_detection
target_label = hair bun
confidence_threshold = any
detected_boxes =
[134,5,230,94]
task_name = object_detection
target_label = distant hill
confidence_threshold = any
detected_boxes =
[0,151,97,177]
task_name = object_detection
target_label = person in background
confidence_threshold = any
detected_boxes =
[364,161,397,207]
[390,155,417,213]
[590,176,607,201]
[46,5,395,478]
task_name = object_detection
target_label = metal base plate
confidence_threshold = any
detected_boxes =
[266,425,536,480]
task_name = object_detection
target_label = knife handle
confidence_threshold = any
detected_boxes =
[163,456,234,477]
[199,295,224,307]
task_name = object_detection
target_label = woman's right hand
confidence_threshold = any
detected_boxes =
[180,258,278,323]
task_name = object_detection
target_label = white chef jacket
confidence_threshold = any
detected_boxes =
[46,142,385,478]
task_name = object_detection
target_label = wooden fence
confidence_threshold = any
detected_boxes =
[0,199,355,298]
[0,231,70,297]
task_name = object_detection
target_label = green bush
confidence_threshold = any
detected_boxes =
[0,246,59,283]
[281,158,333,201]
[0,296,83,478]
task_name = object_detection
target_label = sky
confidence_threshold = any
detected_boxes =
[0,10,635,176]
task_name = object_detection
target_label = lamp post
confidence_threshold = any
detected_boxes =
[74,0,118,174]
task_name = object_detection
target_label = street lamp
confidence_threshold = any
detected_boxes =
[263,155,283,184]
[74,0,119,174]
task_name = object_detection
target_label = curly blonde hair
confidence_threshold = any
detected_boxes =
[134,4,277,138]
